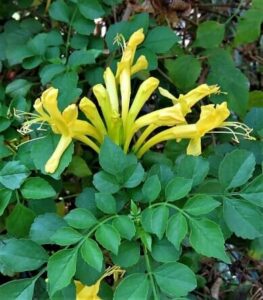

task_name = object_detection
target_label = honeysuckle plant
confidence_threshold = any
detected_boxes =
[19,29,254,174]
[1,3,263,299]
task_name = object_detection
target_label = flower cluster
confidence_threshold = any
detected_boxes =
[18,29,254,173]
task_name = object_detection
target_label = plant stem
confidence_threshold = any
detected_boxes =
[65,8,77,59]
[150,202,193,220]
[143,245,158,300]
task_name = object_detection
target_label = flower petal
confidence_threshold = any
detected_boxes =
[45,135,72,173]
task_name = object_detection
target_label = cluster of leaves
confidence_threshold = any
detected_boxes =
[0,0,263,299]
[1,138,263,299]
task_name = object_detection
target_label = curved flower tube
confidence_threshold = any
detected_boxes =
[136,102,253,158]
[19,87,100,173]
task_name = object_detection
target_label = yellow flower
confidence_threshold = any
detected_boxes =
[186,102,230,155]
[136,102,253,158]
[17,29,254,173]
[127,84,221,153]
[75,266,124,300]
[20,87,101,173]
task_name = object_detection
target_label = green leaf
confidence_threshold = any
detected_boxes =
[78,0,105,19]
[99,137,131,175]
[31,133,74,179]
[64,208,97,230]
[46,30,64,46]
[113,273,149,300]
[95,192,117,214]
[51,283,76,300]
[27,33,47,56]
[39,64,66,85]
[165,177,192,202]
[234,2,263,45]
[93,171,120,193]
[207,48,249,116]
[111,241,140,268]
[240,174,263,207]
[223,198,263,239]
[165,55,201,92]
[142,175,161,202]
[29,213,67,244]
[0,277,36,300]
[166,213,188,250]
[48,248,78,297]
[75,187,98,214]
[194,21,225,48]
[123,163,145,188]
[144,26,179,53]
[176,155,209,187]
[6,204,35,238]
[244,108,263,136]
[112,215,136,240]
[249,90,263,108]
[22,56,42,69]
[49,0,71,23]
[183,195,220,216]
[103,0,123,5]
[141,206,169,239]
[0,136,12,159]
[51,227,83,246]
[81,238,103,272]
[137,228,152,251]
[71,34,89,50]
[0,188,12,216]
[6,79,32,98]
[67,156,92,177]
[68,49,101,68]
[95,224,121,255]
[21,177,56,199]
[152,238,181,263]
[189,218,230,263]
[85,67,104,85]
[0,161,29,190]
[0,239,48,273]
[218,149,255,190]
[52,72,82,110]
[0,117,11,133]
[248,237,263,260]
[72,11,95,35]
[154,262,196,297]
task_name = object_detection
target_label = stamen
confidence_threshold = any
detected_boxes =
[18,119,49,135]
[14,109,39,119]
[16,135,47,148]
[209,121,256,143]
[113,33,126,52]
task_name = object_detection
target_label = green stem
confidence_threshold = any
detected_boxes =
[35,267,47,280]
[15,190,20,203]
[65,8,77,59]
[87,215,118,238]
[150,202,193,220]
[143,245,158,300]
[77,215,119,249]
[225,0,244,25]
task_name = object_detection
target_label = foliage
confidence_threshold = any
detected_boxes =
[0,0,262,299]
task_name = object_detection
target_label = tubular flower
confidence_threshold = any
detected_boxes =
[136,102,255,158]
[17,29,255,173]
[19,87,100,173]
[75,266,124,300]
